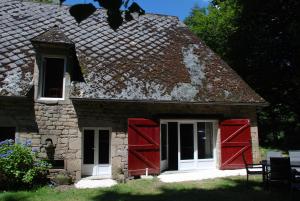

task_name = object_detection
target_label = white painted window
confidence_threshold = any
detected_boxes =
[39,56,66,100]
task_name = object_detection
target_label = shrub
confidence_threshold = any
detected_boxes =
[52,173,72,185]
[0,139,52,190]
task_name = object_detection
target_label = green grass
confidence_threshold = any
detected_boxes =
[0,176,299,201]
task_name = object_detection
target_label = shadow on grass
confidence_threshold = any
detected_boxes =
[91,178,300,201]
[1,178,300,201]
[0,194,29,201]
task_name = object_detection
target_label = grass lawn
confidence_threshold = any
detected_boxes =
[0,176,299,201]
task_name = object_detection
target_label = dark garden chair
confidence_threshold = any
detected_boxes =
[289,150,300,172]
[242,152,263,182]
[291,170,300,191]
[266,157,292,189]
[289,151,300,191]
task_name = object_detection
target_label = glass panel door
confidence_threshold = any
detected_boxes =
[82,128,111,176]
[180,124,194,160]
[197,122,213,159]
[99,130,110,164]
[83,129,95,164]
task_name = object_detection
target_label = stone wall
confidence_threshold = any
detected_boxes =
[73,100,261,176]
[34,100,81,180]
[0,97,82,180]
[0,97,261,180]
[0,97,38,142]
[72,101,129,180]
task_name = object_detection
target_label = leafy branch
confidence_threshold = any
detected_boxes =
[60,0,145,30]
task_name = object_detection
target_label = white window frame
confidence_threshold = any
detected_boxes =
[38,55,67,101]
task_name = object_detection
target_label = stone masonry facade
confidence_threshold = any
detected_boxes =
[34,101,81,180]
[0,97,260,181]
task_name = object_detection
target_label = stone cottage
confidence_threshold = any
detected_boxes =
[0,0,267,180]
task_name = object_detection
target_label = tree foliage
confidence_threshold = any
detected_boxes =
[185,0,241,58]
[229,0,300,148]
[185,0,300,148]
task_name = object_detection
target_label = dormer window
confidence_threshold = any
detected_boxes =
[30,26,74,101]
[40,56,66,99]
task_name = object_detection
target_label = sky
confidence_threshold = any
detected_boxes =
[64,0,211,21]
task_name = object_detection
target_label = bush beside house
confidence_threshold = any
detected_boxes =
[0,139,51,190]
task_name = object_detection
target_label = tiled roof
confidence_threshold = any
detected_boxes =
[0,0,266,104]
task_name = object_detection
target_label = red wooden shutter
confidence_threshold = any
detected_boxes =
[128,118,160,176]
[220,119,253,169]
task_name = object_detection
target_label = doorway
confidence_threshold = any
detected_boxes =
[82,128,111,177]
[160,120,217,171]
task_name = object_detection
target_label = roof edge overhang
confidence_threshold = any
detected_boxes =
[0,95,31,100]
[30,41,75,49]
[70,97,269,107]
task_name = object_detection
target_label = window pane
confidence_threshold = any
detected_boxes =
[83,130,94,164]
[197,122,206,159]
[161,124,167,160]
[180,124,194,160]
[99,130,109,164]
[43,58,64,98]
[0,127,15,142]
[198,122,213,159]
[168,122,178,170]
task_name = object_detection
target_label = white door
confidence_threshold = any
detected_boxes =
[160,123,168,171]
[196,122,215,170]
[82,128,111,177]
[178,123,197,170]
[178,121,216,170]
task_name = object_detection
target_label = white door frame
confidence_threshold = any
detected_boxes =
[160,119,218,171]
[160,123,168,171]
[81,127,112,177]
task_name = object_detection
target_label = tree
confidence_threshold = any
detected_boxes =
[185,0,300,148]
[229,0,300,148]
[185,0,241,58]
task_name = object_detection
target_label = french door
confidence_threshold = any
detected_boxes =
[177,121,216,170]
[178,123,196,169]
[82,128,111,177]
